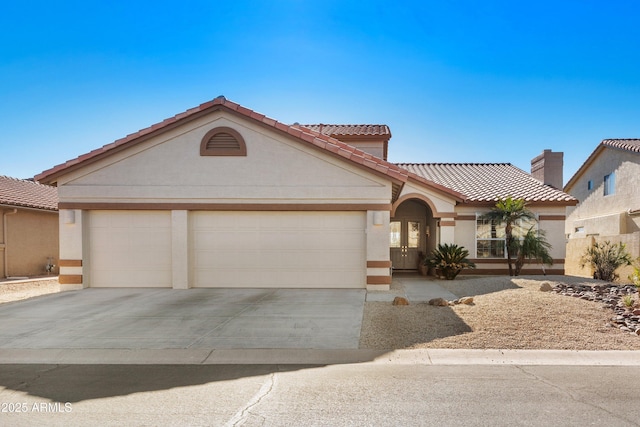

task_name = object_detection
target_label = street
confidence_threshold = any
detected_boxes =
[0,363,639,426]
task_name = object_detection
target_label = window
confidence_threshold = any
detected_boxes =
[604,173,615,196]
[587,180,592,190]
[200,127,247,156]
[475,214,537,258]
[476,216,505,258]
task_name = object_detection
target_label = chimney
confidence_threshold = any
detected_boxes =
[531,149,563,189]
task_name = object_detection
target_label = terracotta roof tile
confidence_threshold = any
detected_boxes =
[398,163,576,204]
[35,97,408,186]
[300,124,391,138]
[601,139,640,153]
[0,175,58,211]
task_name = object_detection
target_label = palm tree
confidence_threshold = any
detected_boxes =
[481,197,536,276]
[514,227,553,275]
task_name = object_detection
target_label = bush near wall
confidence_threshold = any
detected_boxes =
[566,231,640,282]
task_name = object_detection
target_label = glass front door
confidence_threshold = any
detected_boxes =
[390,219,422,270]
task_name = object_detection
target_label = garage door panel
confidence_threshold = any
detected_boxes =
[190,211,366,288]
[89,211,172,288]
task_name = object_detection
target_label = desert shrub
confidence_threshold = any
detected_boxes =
[580,241,633,282]
[425,243,476,280]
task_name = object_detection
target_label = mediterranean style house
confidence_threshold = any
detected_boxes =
[564,139,640,279]
[0,175,58,278]
[35,97,576,291]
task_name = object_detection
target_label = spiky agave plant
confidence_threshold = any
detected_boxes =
[425,243,476,280]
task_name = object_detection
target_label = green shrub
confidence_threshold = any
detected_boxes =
[580,241,633,282]
[629,259,640,289]
[425,243,476,280]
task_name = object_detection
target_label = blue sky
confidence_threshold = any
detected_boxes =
[2,1,639,185]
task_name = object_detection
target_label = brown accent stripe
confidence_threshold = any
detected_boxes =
[59,274,83,285]
[456,215,477,221]
[439,220,455,227]
[471,258,565,264]
[367,275,392,285]
[367,260,392,268]
[538,215,566,221]
[58,203,392,211]
[437,212,457,218]
[59,259,82,267]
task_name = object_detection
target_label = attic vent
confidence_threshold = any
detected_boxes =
[200,127,247,156]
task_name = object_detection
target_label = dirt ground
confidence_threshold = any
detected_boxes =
[359,275,640,350]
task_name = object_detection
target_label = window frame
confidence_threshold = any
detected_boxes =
[603,173,615,196]
[475,213,538,259]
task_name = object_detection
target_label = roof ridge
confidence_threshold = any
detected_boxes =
[36,97,406,184]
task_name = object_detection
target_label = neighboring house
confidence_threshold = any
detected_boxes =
[0,175,58,278]
[564,139,640,280]
[35,97,576,291]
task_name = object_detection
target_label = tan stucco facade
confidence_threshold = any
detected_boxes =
[453,205,567,275]
[566,148,640,238]
[565,147,640,280]
[55,110,396,290]
[0,207,58,278]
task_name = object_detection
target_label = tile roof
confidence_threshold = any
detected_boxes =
[397,163,577,204]
[601,138,640,153]
[564,139,640,191]
[299,124,391,138]
[0,175,58,211]
[35,97,408,185]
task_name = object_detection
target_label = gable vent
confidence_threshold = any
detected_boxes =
[200,127,247,156]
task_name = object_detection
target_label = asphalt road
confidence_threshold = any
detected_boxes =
[1,363,639,426]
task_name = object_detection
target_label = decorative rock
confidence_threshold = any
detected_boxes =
[459,297,474,305]
[392,296,409,306]
[539,282,553,292]
[428,298,449,307]
[552,282,640,338]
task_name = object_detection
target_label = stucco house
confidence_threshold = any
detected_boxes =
[35,97,576,291]
[0,175,58,278]
[564,139,640,279]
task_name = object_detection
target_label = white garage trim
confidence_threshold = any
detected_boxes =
[88,211,172,287]
[190,211,366,288]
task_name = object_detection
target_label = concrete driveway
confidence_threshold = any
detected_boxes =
[0,288,366,350]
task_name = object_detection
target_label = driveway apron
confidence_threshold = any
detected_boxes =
[0,288,366,350]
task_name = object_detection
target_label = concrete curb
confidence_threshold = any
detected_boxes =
[0,348,638,365]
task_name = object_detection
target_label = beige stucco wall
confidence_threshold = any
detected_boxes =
[566,148,640,237]
[57,113,392,205]
[566,232,640,282]
[54,111,397,289]
[454,205,567,274]
[1,207,58,277]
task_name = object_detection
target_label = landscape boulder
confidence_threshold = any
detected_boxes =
[392,297,409,306]
[539,282,553,292]
[428,298,449,307]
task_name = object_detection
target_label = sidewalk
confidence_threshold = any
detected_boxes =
[1,348,639,366]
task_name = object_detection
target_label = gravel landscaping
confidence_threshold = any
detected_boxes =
[359,275,640,350]
[0,278,60,303]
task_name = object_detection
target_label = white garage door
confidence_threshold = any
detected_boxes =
[190,211,366,288]
[89,211,172,287]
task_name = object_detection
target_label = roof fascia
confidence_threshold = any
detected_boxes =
[36,104,222,185]
[563,144,606,192]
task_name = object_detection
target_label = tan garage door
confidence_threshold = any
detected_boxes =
[190,211,366,288]
[88,211,172,287]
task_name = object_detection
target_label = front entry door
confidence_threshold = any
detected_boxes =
[390,219,422,270]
